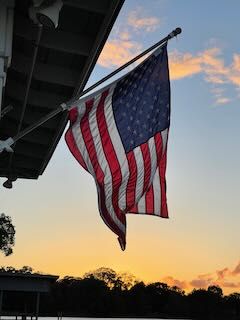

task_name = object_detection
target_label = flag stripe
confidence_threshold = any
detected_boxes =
[126,151,138,211]
[102,86,130,212]
[140,143,152,195]
[96,89,125,226]
[133,146,145,203]
[160,150,168,217]
[80,97,125,238]
[153,168,161,215]
[66,102,124,234]
[65,126,88,172]
[145,185,154,213]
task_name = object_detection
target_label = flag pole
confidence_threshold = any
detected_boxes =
[0,27,182,153]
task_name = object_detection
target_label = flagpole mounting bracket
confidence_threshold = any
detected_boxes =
[0,137,14,153]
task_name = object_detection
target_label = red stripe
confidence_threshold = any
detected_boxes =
[68,107,78,124]
[145,185,154,213]
[65,106,88,171]
[96,90,125,225]
[126,151,138,212]
[160,149,168,218]
[154,132,163,163]
[130,204,138,213]
[80,98,125,240]
[65,129,88,172]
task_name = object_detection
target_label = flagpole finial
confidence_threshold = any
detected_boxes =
[174,27,182,35]
[168,27,182,39]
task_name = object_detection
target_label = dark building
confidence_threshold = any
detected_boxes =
[0,272,59,319]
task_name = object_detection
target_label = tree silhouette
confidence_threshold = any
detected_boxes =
[0,213,15,256]
[1,265,240,319]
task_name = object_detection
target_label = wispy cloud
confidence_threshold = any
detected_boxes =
[97,7,159,69]
[170,47,240,104]
[98,7,240,105]
[162,260,240,293]
[127,8,160,32]
[97,38,142,69]
[162,276,189,290]
[232,261,240,276]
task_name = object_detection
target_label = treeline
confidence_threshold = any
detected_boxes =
[1,266,240,319]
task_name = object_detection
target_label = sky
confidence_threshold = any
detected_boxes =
[1,0,240,294]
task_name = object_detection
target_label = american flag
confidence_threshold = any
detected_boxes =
[65,43,170,250]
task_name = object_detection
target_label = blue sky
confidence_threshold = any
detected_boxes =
[1,0,240,293]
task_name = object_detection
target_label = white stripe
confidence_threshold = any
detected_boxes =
[148,136,158,187]
[72,103,95,176]
[161,128,168,152]
[137,194,146,213]
[87,87,125,234]
[133,146,145,205]
[152,167,161,215]
[103,86,130,212]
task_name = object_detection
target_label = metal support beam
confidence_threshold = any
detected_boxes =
[0,0,15,116]
[35,292,40,320]
[0,290,3,316]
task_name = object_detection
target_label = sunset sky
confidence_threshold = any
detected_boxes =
[1,0,240,294]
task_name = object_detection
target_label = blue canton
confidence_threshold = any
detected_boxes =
[112,44,170,153]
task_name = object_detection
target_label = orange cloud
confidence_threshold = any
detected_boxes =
[160,261,240,293]
[232,261,240,276]
[169,47,228,82]
[169,47,240,104]
[217,267,230,280]
[190,278,212,289]
[169,51,202,80]
[97,39,142,69]
[162,276,189,290]
[228,54,240,86]
[127,9,160,32]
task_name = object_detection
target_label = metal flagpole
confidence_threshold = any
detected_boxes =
[0,27,182,153]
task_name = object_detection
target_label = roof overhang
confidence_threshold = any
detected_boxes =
[0,0,124,182]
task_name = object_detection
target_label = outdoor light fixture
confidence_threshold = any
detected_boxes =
[3,176,17,189]
[29,0,63,28]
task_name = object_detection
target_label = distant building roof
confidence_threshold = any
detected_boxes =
[0,272,59,292]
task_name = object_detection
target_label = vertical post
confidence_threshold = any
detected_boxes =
[35,292,40,320]
[0,290,3,316]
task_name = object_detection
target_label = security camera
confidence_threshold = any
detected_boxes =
[29,0,63,28]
